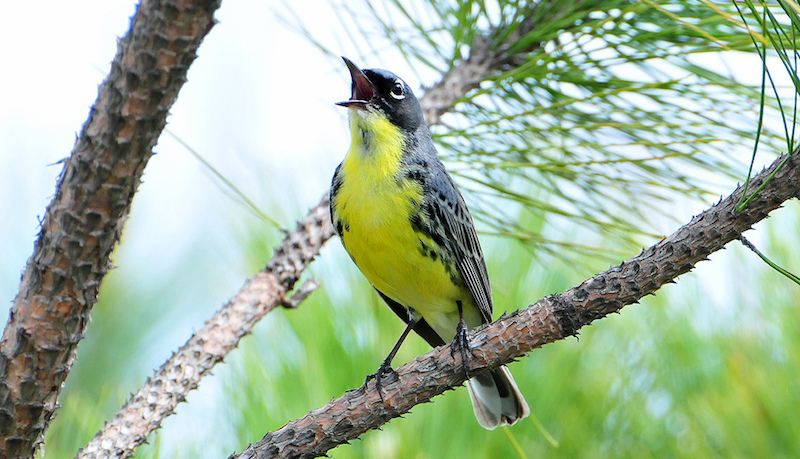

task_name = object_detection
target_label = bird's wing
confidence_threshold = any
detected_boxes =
[427,162,494,324]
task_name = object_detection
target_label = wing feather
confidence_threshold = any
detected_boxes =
[427,161,494,324]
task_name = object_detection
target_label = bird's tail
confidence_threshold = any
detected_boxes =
[466,365,529,430]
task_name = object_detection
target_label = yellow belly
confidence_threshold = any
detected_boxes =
[339,187,471,340]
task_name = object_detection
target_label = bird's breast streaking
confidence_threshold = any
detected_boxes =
[330,108,480,339]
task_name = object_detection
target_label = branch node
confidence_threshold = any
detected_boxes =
[548,294,581,338]
[281,278,320,309]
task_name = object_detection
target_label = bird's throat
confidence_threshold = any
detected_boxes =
[348,110,405,164]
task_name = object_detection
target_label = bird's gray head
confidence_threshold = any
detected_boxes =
[336,56,425,134]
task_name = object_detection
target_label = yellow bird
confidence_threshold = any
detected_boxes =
[330,57,529,429]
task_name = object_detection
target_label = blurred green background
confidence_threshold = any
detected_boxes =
[1,0,797,458]
[45,199,800,459]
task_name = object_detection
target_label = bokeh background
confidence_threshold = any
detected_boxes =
[1,1,798,457]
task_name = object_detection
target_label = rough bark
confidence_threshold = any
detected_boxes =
[75,198,332,459]
[232,149,800,458]
[0,1,221,457]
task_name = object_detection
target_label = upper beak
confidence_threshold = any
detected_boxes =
[336,56,374,110]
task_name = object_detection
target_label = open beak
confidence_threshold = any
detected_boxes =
[336,56,374,110]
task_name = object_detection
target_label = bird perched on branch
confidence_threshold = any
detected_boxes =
[330,56,529,429]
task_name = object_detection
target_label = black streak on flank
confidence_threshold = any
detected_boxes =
[335,219,349,238]
[447,266,461,287]
[409,212,424,233]
[429,230,446,252]
[331,164,344,197]
[406,168,425,183]
[331,178,343,198]
[418,238,442,263]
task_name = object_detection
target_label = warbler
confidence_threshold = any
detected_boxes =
[330,57,529,430]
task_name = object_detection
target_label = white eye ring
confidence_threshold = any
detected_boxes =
[390,79,405,100]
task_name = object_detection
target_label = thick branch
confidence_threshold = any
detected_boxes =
[233,150,800,458]
[0,1,221,457]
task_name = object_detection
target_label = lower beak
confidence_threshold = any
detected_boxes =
[335,100,369,109]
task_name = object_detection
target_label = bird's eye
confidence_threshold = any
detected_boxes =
[390,80,405,100]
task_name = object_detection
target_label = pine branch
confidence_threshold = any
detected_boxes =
[419,0,571,126]
[231,147,800,459]
[0,1,221,457]
[75,200,332,459]
[420,33,504,126]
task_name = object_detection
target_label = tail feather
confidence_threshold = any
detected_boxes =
[466,365,529,430]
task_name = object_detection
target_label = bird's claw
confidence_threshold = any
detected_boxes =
[450,317,474,380]
[364,360,396,402]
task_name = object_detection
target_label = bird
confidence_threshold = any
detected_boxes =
[330,56,529,430]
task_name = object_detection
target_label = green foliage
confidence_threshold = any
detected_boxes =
[734,0,799,213]
[218,216,800,458]
[300,0,791,265]
[41,276,151,457]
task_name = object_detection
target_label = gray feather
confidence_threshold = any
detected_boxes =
[403,129,493,325]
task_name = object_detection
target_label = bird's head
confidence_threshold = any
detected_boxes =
[336,56,424,134]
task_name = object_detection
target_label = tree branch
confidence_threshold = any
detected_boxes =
[0,1,221,457]
[420,0,594,125]
[232,149,800,458]
[75,198,333,459]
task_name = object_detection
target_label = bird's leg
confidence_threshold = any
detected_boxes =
[365,317,416,402]
[450,300,472,380]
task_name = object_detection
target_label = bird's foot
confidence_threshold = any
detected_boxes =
[450,316,474,380]
[364,359,396,402]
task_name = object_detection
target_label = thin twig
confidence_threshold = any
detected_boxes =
[738,235,800,284]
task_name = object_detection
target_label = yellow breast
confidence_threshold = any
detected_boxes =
[333,110,471,339]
